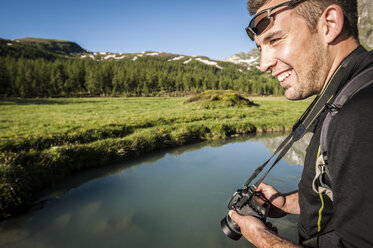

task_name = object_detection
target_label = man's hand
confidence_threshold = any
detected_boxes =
[257,183,300,217]
[229,210,299,248]
[229,210,270,244]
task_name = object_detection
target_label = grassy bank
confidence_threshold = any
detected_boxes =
[0,94,312,219]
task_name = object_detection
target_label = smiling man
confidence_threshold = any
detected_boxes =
[229,0,373,247]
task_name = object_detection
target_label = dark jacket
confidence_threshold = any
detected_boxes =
[298,46,373,247]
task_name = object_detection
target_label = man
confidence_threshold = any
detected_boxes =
[230,0,373,247]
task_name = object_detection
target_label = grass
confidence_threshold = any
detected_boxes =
[0,93,312,219]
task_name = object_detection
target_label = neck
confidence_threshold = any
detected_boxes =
[319,36,359,94]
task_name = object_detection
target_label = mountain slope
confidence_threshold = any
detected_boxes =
[16,37,88,55]
[1,37,283,98]
[0,38,59,60]
[0,37,249,72]
[0,37,88,60]
[223,49,260,69]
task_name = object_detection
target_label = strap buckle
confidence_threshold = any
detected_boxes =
[325,103,340,113]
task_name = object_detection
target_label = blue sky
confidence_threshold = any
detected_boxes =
[0,0,256,60]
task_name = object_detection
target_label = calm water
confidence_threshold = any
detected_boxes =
[0,134,310,248]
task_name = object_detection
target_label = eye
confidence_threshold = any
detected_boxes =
[270,38,281,45]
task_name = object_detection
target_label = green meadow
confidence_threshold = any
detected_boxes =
[0,94,312,218]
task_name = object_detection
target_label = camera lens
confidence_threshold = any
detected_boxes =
[220,215,242,240]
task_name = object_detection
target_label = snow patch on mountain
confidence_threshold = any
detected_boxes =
[225,55,257,64]
[195,58,222,69]
[168,56,185,61]
[180,57,222,69]
[75,50,245,72]
[80,54,95,59]
[104,54,126,60]
[183,58,192,64]
[223,49,260,70]
[146,52,159,56]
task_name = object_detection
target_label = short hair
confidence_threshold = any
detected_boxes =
[247,0,359,39]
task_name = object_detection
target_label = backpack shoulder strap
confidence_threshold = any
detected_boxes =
[314,66,373,202]
[321,66,373,164]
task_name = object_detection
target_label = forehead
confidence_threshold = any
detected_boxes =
[257,0,291,13]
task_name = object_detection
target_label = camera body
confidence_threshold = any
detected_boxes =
[221,186,270,240]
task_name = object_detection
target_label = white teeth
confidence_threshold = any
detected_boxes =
[277,70,292,82]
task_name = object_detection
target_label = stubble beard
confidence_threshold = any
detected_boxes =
[284,38,329,101]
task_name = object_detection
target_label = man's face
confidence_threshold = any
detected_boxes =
[254,0,330,100]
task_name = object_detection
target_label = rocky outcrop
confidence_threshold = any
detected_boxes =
[358,0,373,49]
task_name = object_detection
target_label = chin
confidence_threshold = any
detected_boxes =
[284,88,307,101]
[284,89,297,100]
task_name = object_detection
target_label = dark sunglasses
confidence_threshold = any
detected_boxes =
[245,0,305,40]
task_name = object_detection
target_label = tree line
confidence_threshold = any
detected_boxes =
[0,55,283,97]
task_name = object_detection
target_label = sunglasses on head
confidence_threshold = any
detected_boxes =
[245,0,305,41]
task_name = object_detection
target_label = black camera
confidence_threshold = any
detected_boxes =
[221,186,270,240]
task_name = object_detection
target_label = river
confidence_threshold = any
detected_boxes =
[0,133,311,248]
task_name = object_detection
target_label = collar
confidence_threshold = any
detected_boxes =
[333,45,369,93]
[304,45,371,133]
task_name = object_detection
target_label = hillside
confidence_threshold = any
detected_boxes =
[223,49,260,69]
[15,37,87,56]
[79,50,228,70]
[0,37,249,72]
[0,38,59,60]
[0,37,88,60]
[0,37,281,98]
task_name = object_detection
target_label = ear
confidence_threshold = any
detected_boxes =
[318,4,344,44]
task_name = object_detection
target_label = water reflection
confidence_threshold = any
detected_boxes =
[0,133,310,248]
[254,133,312,165]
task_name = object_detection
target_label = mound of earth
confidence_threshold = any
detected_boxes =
[183,90,256,108]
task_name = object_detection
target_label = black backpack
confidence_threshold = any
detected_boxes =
[312,66,373,201]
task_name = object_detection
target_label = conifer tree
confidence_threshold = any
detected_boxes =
[0,58,10,95]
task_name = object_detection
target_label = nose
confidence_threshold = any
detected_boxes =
[259,48,276,72]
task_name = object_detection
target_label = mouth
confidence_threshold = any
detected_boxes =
[275,69,293,87]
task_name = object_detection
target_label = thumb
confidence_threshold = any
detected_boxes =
[229,210,242,225]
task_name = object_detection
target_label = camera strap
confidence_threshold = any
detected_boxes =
[243,46,368,189]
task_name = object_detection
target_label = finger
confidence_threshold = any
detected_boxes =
[257,183,275,196]
[265,221,278,233]
[228,210,241,225]
[257,182,267,192]
[265,222,273,229]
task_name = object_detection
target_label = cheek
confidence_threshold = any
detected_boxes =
[280,30,315,65]
[276,43,296,68]
[278,38,313,75]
